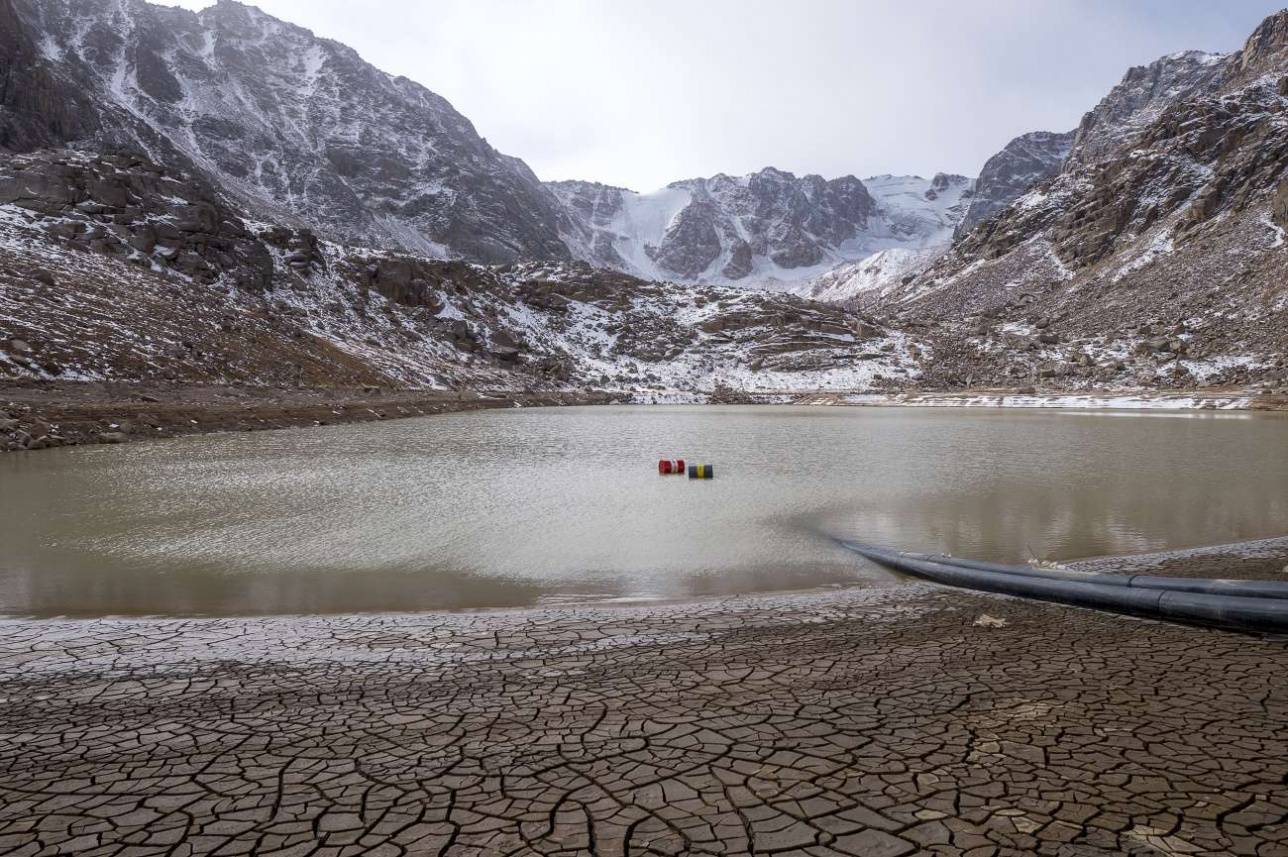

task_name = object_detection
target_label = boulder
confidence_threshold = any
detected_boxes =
[490,345,520,362]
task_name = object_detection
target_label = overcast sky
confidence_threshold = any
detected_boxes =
[155,0,1283,191]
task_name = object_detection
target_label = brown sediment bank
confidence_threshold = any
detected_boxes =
[6,381,1288,454]
[1,540,1286,856]
[0,382,622,452]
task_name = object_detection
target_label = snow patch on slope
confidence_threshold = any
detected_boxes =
[800,248,940,304]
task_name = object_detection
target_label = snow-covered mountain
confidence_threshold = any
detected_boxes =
[4,0,1287,399]
[799,247,942,305]
[5,0,574,263]
[553,170,974,290]
[1,0,982,290]
[551,169,878,286]
[792,173,974,302]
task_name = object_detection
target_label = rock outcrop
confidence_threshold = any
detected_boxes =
[1,150,274,289]
[1065,49,1228,170]
[955,131,1073,238]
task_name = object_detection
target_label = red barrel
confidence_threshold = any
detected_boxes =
[658,459,686,475]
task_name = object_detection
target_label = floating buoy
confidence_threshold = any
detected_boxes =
[658,459,686,475]
[688,464,714,479]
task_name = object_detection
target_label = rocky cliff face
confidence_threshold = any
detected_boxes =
[3,0,573,263]
[1065,50,1228,170]
[955,131,1073,238]
[0,0,102,152]
[554,168,881,285]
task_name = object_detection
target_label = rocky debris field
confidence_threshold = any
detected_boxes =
[0,149,922,422]
[1,540,1286,856]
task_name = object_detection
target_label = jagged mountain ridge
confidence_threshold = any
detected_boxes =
[4,0,574,263]
[553,169,975,288]
[1065,49,1229,170]
[4,0,985,286]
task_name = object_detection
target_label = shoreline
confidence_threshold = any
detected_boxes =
[2,538,1286,855]
[0,381,622,452]
[3,381,1284,453]
[2,536,1285,623]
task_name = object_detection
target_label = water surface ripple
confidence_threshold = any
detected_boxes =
[1,405,1285,616]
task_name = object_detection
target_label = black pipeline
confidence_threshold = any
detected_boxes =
[887,548,1288,601]
[839,541,1288,635]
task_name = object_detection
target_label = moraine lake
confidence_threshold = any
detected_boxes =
[1,404,1286,616]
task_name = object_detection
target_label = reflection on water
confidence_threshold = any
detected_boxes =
[1,405,1285,616]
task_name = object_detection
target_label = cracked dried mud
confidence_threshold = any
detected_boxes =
[1,544,1286,856]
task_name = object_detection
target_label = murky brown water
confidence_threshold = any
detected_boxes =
[1,405,1286,616]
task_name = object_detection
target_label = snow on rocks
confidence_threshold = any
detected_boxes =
[0,150,926,399]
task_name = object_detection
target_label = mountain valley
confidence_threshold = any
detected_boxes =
[2,0,1287,449]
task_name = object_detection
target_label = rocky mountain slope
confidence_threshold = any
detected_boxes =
[875,10,1288,391]
[2,0,986,292]
[1064,50,1228,170]
[3,0,573,263]
[0,149,922,399]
